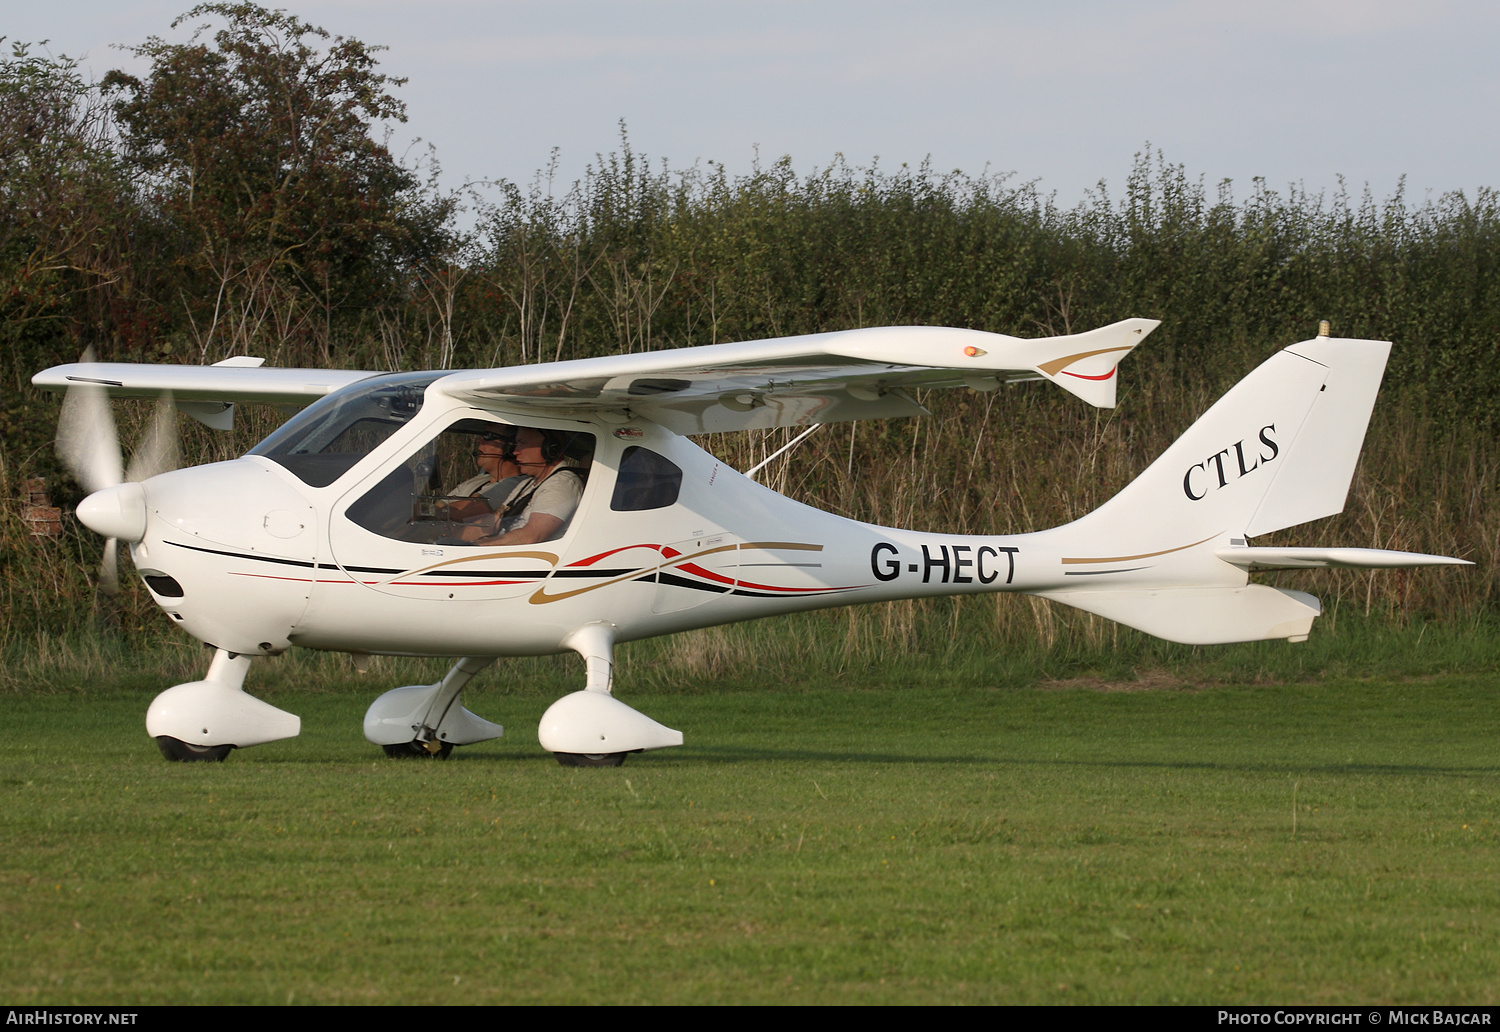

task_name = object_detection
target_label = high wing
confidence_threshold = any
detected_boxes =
[30,357,375,402]
[32,319,1157,435]
[30,357,377,430]
[434,319,1158,433]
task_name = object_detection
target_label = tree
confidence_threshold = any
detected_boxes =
[0,40,137,469]
[103,3,452,364]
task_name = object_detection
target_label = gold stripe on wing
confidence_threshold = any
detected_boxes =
[1061,533,1221,565]
[1037,345,1134,377]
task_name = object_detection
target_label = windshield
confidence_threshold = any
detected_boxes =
[248,371,444,487]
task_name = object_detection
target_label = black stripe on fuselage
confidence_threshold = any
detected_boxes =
[655,572,733,594]
[552,568,641,578]
[167,540,323,569]
[165,539,836,593]
[165,540,546,579]
[731,586,852,599]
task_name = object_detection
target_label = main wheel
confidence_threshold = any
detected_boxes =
[382,739,454,760]
[156,736,233,763]
[554,751,627,768]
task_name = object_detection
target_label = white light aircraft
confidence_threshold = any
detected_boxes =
[33,319,1468,765]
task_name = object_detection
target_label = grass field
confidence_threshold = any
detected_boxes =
[2,632,1498,1006]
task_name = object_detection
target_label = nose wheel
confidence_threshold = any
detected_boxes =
[155,736,234,763]
[554,751,629,767]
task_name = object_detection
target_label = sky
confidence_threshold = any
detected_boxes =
[9,1,1498,215]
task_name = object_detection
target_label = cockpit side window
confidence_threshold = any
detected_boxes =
[248,372,442,487]
[610,447,682,511]
[347,418,596,545]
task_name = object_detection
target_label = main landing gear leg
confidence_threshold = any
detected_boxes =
[146,648,301,762]
[364,656,503,759]
[540,623,683,767]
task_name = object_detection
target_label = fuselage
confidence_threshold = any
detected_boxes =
[126,376,1246,658]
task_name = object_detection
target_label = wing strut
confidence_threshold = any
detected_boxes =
[744,424,825,481]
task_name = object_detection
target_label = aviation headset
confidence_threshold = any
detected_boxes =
[490,427,584,465]
[537,429,589,464]
[540,430,566,463]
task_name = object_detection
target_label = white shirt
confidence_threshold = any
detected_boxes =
[454,473,523,508]
[497,463,585,536]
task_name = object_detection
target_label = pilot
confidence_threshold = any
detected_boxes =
[464,427,587,545]
[441,429,523,521]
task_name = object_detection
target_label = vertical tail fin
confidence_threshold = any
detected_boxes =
[1066,336,1391,549]
[1035,336,1394,645]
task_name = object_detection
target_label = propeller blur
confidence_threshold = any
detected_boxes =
[55,365,180,594]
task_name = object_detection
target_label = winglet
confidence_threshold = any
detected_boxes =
[1028,318,1159,408]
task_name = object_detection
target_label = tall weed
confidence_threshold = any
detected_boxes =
[6,146,1497,656]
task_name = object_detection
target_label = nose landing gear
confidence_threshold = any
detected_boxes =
[553,751,632,768]
[156,737,235,763]
[145,649,300,762]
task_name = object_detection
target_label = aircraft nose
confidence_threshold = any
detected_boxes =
[77,483,148,542]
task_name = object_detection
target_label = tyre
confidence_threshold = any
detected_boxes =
[381,739,454,760]
[156,736,233,763]
[554,751,627,767]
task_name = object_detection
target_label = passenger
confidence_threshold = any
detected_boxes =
[440,429,522,521]
[464,428,587,545]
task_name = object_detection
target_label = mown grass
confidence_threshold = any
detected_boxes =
[2,622,1498,1004]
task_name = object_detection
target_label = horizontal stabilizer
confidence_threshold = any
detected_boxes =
[1036,584,1322,645]
[1215,546,1472,570]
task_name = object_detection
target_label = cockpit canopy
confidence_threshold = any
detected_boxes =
[247,373,687,547]
[247,371,443,487]
[347,417,597,545]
